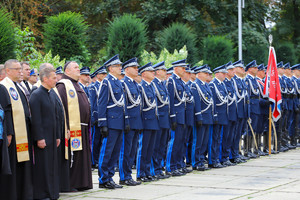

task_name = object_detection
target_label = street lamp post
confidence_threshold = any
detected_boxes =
[238,0,244,60]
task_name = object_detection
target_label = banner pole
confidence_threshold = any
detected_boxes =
[268,105,272,155]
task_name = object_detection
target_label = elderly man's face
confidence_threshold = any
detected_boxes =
[66,62,80,80]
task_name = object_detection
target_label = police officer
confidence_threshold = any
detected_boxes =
[284,62,298,147]
[221,62,238,166]
[231,60,248,163]
[180,66,194,174]
[136,62,160,182]
[119,58,142,186]
[166,59,188,176]
[151,61,171,179]
[256,64,269,156]
[244,60,260,158]
[277,62,292,151]
[190,65,214,171]
[97,55,129,189]
[291,63,300,147]
[89,66,107,169]
[56,66,64,81]
[208,65,228,168]
[79,66,90,97]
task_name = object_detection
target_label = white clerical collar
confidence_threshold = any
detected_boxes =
[125,75,134,82]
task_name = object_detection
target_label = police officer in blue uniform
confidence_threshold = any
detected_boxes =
[151,61,171,179]
[208,65,228,168]
[166,59,188,176]
[97,54,129,189]
[291,63,300,147]
[284,62,298,147]
[231,60,248,163]
[244,60,260,158]
[221,62,238,166]
[89,66,107,169]
[118,58,143,186]
[190,65,214,171]
[136,62,160,182]
[79,66,90,97]
[277,62,292,151]
[180,66,194,174]
[255,64,269,155]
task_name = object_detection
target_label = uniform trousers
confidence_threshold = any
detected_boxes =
[153,128,169,175]
[98,129,122,184]
[91,126,101,165]
[231,118,246,159]
[119,130,139,181]
[192,124,210,167]
[166,124,184,172]
[208,124,223,165]
[222,121,236,162]
[180,125,192,168]
[136,130,157,178]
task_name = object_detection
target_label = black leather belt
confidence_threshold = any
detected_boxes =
[250,96,259,99]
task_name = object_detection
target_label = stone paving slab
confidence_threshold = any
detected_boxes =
[59,148,300,200]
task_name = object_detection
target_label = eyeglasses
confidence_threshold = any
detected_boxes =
[10,68,22,71]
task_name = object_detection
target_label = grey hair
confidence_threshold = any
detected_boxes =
[39,63,53,72]
[40,66,55,82]
[4,59,19,69]
[0,64,4,74]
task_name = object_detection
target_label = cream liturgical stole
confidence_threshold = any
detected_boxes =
[0,77,30,162]
[58,79,82,151]
[53,87,69,159]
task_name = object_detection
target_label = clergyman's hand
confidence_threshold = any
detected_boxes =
[37,139,46,149]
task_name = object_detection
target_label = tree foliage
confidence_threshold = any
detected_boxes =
[107,14,148,61]
[28,49,65,69]
[15,27,36,61]
[203,36,234,69]
[43,11,90,64]
[276,42,296,64]
[0,8,16,63]
[157,23,198,65]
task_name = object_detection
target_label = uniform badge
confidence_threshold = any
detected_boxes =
[179,91,181,95]
[229,92,231,95]
[69,89,75,98]
[239,90,241,93]
[71,138,81,149]
[9,87,18,101]
[206,96,208,100]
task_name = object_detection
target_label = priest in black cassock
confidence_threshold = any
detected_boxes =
[29,65,61,199]
[0,59,33,200]
[56,61,92,191]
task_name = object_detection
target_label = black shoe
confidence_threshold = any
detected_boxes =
[131,165,136,169]
[186,163,191,167]
[287,143,296,149]
[137,177,150,182]
[115,167,119,172]
[156,173,170,179]
[182,167,193,173]
[119,179,136,186]
[231,158,242,164]
[178,169,187,175]
[223,160,236,166]
[146,176,157,181]
[110,181,123,188]
[192,165,205,171]
[208,163,224,168]
[166,170,183,176]
[247,152,259,159]
[99,181,115,189]
[239,154,250,160]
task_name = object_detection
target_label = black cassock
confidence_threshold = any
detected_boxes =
[0,83,33,200]
[51,89,70,192]
[56,74,92,190]
[29,86,60,199]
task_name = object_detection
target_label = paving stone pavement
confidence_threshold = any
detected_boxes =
[59,148,300,200]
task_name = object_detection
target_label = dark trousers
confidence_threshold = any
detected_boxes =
[91,126,101,165]
[166,124,184,172]
[98,129,122,184]
[192,124,209,167]
[136,130,157,178]
[119,129,139,181]
[153,128,169,175]
[288,110,295,137]
[231,118,246,159]
[222,120,236,162]
[180,125,192,168]
[208,124,223,165]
